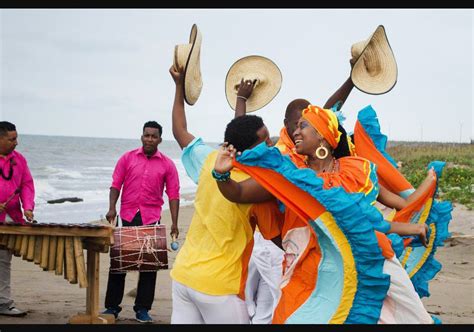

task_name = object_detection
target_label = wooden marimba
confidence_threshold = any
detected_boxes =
[0,222,115,324]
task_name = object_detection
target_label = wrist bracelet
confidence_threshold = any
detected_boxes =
[212,169,231,182]
[237,95,247,101]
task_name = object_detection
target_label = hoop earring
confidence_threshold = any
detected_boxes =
[315,144,329,160]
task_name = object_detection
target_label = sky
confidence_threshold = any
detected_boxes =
[1,9,472,143]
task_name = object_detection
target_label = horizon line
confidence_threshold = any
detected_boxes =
[20,133,473,145]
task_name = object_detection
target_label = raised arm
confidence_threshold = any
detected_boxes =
[213,144,274,204]
[234,79,256,118]
[323,76,355,111]
[323,59,356,111]
[169,65,195,150]
[377,168,436,211]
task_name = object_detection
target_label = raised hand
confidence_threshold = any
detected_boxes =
[169,65,184,86]
[237,78,257,100]
[214,143,238,174]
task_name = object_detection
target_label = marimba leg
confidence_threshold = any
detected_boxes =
[69,249,115,324]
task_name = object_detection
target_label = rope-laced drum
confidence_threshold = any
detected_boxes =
[110,224,168,272]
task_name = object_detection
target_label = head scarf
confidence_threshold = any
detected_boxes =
[301,105,341,149]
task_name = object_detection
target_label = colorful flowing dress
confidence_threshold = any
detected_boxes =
[235,145,392,323]
[353,105,452,298]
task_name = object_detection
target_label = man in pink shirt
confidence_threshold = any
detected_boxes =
[0,121,35,317]
[103,121,180,323]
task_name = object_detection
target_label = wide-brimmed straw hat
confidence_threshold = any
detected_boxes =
[225,55,282,113]
[350,25,398,95]
[173,24,202,105]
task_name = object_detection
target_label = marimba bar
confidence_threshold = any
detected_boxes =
[0,222,115,324]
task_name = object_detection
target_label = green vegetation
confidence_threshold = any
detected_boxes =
[386,142,474,210]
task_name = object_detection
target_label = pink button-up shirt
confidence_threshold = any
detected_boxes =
[111,147,180,225]
[0,151,35,224]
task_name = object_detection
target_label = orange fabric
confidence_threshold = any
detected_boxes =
[302,105,341,149]
[274,127,307,168]
[393,177,437,223]
[250,200,284,240]
[233,161,326,222]
[234,158,394,318]
[273,210,321,324]
[318,156,374,194]
[354,121,413,194]
[375,231,395,259]
[234,162,324,324]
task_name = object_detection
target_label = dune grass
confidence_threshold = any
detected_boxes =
[386,142,474,210]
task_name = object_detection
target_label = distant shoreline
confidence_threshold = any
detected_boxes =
[20,133,472,145]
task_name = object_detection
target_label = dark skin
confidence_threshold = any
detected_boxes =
[293,117,435,245]
[283,60,356,144]
[169,65,253,149]
[214,122,433,247]
[170,64,280,247]
[0,130,34,222]
[106,126,179,238]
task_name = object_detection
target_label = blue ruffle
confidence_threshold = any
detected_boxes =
[356,105,453,300]
[357,105,398,169]
[386,233,405,258]
[404,161,453,299]
[237,143,390,324]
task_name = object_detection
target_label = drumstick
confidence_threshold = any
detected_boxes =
[3,188,20,205]
[2,188,36,224]
[2,189,23,224]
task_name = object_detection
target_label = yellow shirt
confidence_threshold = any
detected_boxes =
[170,151,255,296]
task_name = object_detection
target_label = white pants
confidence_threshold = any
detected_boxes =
[171,280,250,324]
[379,257,433,324]
[245,232,284,324]
[0,214,14,311]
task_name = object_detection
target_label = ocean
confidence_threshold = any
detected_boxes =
[15,134,210,224]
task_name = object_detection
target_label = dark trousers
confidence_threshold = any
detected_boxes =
[104,211,159,312]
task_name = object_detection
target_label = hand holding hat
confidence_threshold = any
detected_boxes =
[236,78,257,101]
[225,55,282,113]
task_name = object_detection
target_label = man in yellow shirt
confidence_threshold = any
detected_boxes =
[168,65,282,324]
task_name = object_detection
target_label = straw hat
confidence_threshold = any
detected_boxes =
[173,24,202,105]
[350,25,398,95]
[225,55,282,113]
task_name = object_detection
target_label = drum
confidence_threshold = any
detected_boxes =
[110,224,168,272]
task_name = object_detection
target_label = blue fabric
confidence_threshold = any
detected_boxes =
[357,105,398,169]
[431,315,442,324]
[237,143,390,324]
[287,220,344,324]
[399,188,415,200]
[386,233,404,258]
[181,137,214,184]
[403,161,453,298]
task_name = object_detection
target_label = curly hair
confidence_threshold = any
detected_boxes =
[224,115,265,153]
[143,121,162,136]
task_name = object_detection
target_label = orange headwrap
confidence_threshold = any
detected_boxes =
[301,105,341,149]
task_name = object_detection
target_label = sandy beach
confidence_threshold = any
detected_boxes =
[1,204,472,325]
